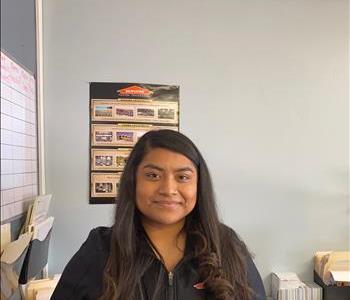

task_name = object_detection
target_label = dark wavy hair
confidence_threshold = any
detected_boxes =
[99,129,253,300]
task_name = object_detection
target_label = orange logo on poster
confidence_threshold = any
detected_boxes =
[118,86,153,97]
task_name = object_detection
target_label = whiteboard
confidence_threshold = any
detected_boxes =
[0,51,38,222]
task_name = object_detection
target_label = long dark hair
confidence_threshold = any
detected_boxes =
[99,129,253,300]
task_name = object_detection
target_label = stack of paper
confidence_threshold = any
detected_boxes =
[271,272,322,300]
[303,282,322,300]
[32,217,54,242]
[1,232,33,299]
[25,274,60,300]
[314,251,350,286]
[21,195,52,234]
[0,224,11,254]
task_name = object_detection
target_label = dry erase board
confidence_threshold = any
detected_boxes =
[0,52,39,222]
[1,0,38,223]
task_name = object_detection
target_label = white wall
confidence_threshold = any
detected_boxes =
[43,0,349,296]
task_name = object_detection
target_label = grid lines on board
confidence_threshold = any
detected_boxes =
[1,51,38,222]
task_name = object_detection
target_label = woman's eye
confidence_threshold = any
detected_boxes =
[145,173,160,180]
[178,174,190,182]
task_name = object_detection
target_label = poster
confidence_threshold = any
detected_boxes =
[89,82,179,204]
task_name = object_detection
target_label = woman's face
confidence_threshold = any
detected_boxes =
[136,147,198,227]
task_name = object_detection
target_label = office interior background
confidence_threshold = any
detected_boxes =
[1,0,349,298]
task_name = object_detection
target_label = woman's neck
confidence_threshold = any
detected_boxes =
[142,218,186,271]
[142,218,185,241]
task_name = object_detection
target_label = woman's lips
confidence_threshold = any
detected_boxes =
[153,200,181,209]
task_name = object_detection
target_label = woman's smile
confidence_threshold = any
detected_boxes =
[153,199,182,209]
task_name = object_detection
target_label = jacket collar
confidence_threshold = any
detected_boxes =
[137,228,195,264]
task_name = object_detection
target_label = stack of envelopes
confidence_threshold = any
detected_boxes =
[271,272,322,300]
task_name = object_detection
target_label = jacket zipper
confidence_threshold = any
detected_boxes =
[168,271,173,286]
[146,248,190,299]
[168,271,174,299]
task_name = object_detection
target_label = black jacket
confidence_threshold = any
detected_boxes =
[51,226,266,300]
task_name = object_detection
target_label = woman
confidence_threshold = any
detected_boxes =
[52,129,266,300]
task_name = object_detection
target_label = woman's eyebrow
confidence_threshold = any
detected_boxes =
[142,164,195,173]
[175,167,194,173]
[142,164,164,171]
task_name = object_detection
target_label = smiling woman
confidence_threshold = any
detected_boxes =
[51,130,266,300]
[136,148,198,273]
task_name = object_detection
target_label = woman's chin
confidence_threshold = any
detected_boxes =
[142,213,186,227]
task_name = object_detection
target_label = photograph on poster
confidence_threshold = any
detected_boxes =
[92,125,118,146]
[158,108,175,120]
[96,155,113,166]
[91,148,132,171]
[116,156,126,169]
[115,148,131,170]
[95,105,113,117]
[135,102,178,124]
[116,131,134,143]
[114,124,152,146]
[95,131,113,142]
[116,106,134,118]
[92,100,116,120]
[96,182,112,193]
[137,107,155,118]
[91,172,121,198]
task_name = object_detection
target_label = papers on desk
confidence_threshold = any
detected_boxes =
[0,223,11,254]
[331,271,350,285]
[314,251,350,286]
[25,274,61,300]
[271,272,322,300]
[1,232,33,265]
[1,232,33,299]
[1,194,54,299]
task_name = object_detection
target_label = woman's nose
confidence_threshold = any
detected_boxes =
[158,176,177,195]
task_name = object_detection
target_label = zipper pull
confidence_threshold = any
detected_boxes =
[168,271,174,286]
